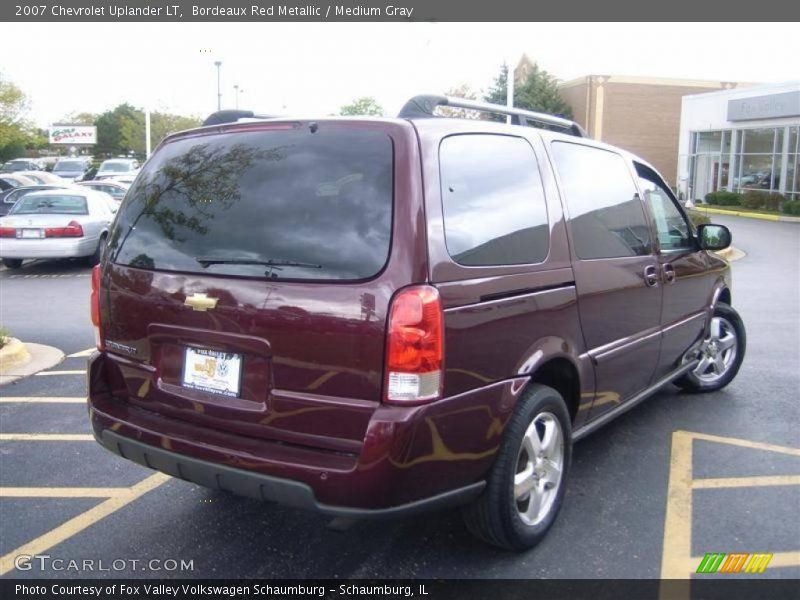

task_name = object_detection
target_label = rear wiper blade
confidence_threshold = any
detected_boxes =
[195,257,322,269]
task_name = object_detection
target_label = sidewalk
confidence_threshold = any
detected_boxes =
[692,205,800,223]
[0,339,65,385]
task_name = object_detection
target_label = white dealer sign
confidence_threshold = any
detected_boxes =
[49,125,97,145]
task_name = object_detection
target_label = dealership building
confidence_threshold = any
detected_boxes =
[677,82,800,203]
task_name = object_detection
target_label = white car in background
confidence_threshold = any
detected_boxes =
[14,170,66,185]
[52,158,92,181]
[95,158,139,180]
[0,189,117,269]
[76,180,130,202]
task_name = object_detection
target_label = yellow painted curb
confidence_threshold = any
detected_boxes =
[696,206,780,221]
[0,338,31,374]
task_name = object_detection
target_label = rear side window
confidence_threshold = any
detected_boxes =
[10,194,88,215]
[110,127,393,280]
[439,134,549,266]
[551,142,651,259]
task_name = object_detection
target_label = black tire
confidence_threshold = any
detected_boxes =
[87,235,107,267]
[2,258,22,269]
[463,384,572,550]
[675,302,746,393]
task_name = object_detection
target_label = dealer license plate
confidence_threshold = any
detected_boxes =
[181,347,242,397]
[20,229,44,239]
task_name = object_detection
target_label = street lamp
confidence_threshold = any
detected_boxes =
[233,84,243,110]
[214,61,222,111]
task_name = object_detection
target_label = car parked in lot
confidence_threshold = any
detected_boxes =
[0,184,73,216]
[1,158,44,172]
[0,188,116,269]
[76,180,130,202]
[14,170,66,185]
[95,158,139,180]
[1,173,38,188]
[52,158,93,182]
[86,97,746,550]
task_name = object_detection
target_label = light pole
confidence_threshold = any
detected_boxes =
[214,61,222,111]
[234,84,243,110]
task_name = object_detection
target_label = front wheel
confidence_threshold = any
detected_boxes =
[463,384,572,550]
[676,302,746,393]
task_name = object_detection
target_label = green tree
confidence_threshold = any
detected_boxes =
[94,104,202,157]
[339,97,384,117]
[484,62,573,120]
[439,84,481,119]
[0,75,32,161]
[150,112,202,149]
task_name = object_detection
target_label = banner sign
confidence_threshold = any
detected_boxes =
[49,126,97,145]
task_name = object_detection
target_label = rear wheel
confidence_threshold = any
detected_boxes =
[676,302,746,393]
[463,384,572,550]
[87,235,107,267]
[2,258,22,269]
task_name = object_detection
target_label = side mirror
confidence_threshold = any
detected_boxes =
[697,224,731,251]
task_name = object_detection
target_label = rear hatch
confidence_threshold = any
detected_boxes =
[101,121,410,452]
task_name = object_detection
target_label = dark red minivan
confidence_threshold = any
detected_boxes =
[87,96,745,549]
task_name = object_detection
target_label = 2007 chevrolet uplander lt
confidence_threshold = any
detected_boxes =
[87,96,746,549]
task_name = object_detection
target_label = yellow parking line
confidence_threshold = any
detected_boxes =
[693,475,800,489]
[0,487,127,498]
[660,430,694,580]
[660,430,800,582]
[0,397,85,403]
[0,473,170,576]
[35,370,86,376]
[67,348,94,358]
[0,434,94,441]
[690,431,800,457]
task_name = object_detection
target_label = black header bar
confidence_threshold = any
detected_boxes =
[3,0,800,22]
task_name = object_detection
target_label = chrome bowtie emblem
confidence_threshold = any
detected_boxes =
[184,293,219,312]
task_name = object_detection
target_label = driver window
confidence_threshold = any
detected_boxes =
[635,162,693,252]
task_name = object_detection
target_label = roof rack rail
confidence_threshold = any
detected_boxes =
[202,110,278,126]
[397,94,588,138]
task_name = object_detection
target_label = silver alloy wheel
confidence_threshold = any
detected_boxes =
[514,411,564,526]
[693,316,738,383]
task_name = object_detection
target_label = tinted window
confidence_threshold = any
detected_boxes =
[439,134,549,266]
[111,127,393,280]
[635,163,693,252]
[10,194,88,215]
[552,142,651,259]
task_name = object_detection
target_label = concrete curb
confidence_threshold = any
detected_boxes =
[0,342,65,386]
[693,206,800,223]
[0,338,31,372]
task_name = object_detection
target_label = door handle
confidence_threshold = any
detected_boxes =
[644,265,660,287]
[663,263,676,284]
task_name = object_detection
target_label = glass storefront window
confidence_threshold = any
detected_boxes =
[740,128,776,154]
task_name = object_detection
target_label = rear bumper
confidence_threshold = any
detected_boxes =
[96,429,484,518]
[87,352,524,515]
[0,236,98,259]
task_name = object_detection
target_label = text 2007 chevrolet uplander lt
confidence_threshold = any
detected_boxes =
[87,96,745,549]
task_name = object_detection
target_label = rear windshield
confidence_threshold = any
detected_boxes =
[54,161,85,171]
[110,126,394,280]
[10,194,89,215]
[99,161,132,172]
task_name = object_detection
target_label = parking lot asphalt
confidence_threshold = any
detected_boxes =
[0,215,798,579]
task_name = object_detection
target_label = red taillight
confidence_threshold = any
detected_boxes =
[90,265,104,351]
[45,221,84,238]
[0,227,15,238]
[384,285,444,404]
